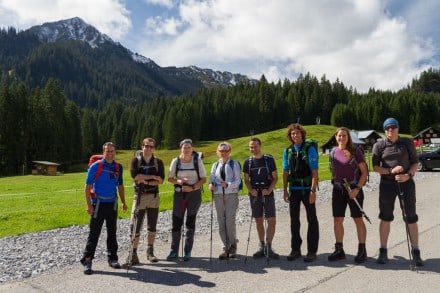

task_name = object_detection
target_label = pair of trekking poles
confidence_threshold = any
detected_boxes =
[244,187,270,265]
[343,178,417,272]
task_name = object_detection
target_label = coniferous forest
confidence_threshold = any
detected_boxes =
[1,27,440,176]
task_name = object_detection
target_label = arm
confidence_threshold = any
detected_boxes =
[84,184,94,215]
[118,184,127,212]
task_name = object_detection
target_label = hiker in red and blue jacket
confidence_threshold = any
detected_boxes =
[81,142,127,275]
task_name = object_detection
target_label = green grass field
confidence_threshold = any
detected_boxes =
[0,125,341,238]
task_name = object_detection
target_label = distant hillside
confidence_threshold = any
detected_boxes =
[0,17,255,108]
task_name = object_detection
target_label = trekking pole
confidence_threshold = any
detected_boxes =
[262,190,269,265]
[210,190,214,261]
[127,189,141,273]
[397,183,417,272]
[244,213,253,264]
[222,185,230,261]
[181,194,187,259]
[342,179,372,224]
[244,192,254,264]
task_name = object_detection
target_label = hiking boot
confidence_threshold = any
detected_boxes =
[287,250,301,261]
[412,249,424,267]
[166,251,178,261]
[82,259,92,275]
[354,244,367,264]
[229,244,237,259]
[219,250,229,260]
[183,251,191,261]
[328,243,346,261]
[267,243,279,259]
[108,260,121,269]
[253,241,266,258]
[377,248,388,264]
[304,252,317,262]
[122,252,140,267]
[147,246,158,263]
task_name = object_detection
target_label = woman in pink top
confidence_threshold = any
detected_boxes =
[328,127,368,264]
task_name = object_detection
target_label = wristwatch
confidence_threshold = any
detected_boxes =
[310,188,316,193]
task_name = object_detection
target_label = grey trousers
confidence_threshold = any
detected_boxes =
[214,192,239,250]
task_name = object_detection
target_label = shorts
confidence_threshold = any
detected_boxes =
[249,191,276,218]
[379,179,418,223]
[332,186,363,218]
[135,192,160,209]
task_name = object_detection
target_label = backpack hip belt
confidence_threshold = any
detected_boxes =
[290,176,312,187]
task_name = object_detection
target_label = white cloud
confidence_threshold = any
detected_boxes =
[136,0,438,92]
[0,0,131,40]
[0,0,438,92]
[144,0,174,9]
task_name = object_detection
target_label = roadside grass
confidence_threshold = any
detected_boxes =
[0,125,340,238]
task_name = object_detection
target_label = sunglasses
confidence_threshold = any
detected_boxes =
[385,125,397,131]
[218,149,230,153]
[143,145,155,149]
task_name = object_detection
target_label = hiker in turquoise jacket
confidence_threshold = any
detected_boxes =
[282,123,319,262]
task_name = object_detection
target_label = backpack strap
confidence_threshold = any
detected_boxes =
[193,154,201,181]
[176,153,200,180]
[94,159,105,180]
[94,159,120,181]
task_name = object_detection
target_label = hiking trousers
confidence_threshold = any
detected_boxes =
[82,202,119,262]
[170,189,201,253]
[289,190,319,254]
[129,192,160,248]
[214,192,239,249]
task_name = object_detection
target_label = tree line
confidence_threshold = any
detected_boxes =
[1,69,440,176]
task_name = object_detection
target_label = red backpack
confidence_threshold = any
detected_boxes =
[88,155,120,197]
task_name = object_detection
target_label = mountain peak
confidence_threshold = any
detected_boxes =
[28,17,113,48]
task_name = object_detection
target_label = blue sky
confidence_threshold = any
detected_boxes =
[1,0,439,92]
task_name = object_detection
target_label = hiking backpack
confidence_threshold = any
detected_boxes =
[213,159,243,190]
[286,139,319,188]
[134,149,159,173]
[247,154,274,185]
[176,150,201,181]
[88,155,121,197]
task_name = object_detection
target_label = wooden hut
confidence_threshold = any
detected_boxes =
[413,127,440,146]
[32,161,60,175]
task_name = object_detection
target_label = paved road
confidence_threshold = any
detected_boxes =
[1,177,439,292]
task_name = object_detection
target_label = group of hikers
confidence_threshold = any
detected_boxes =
[79,117,424,275]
